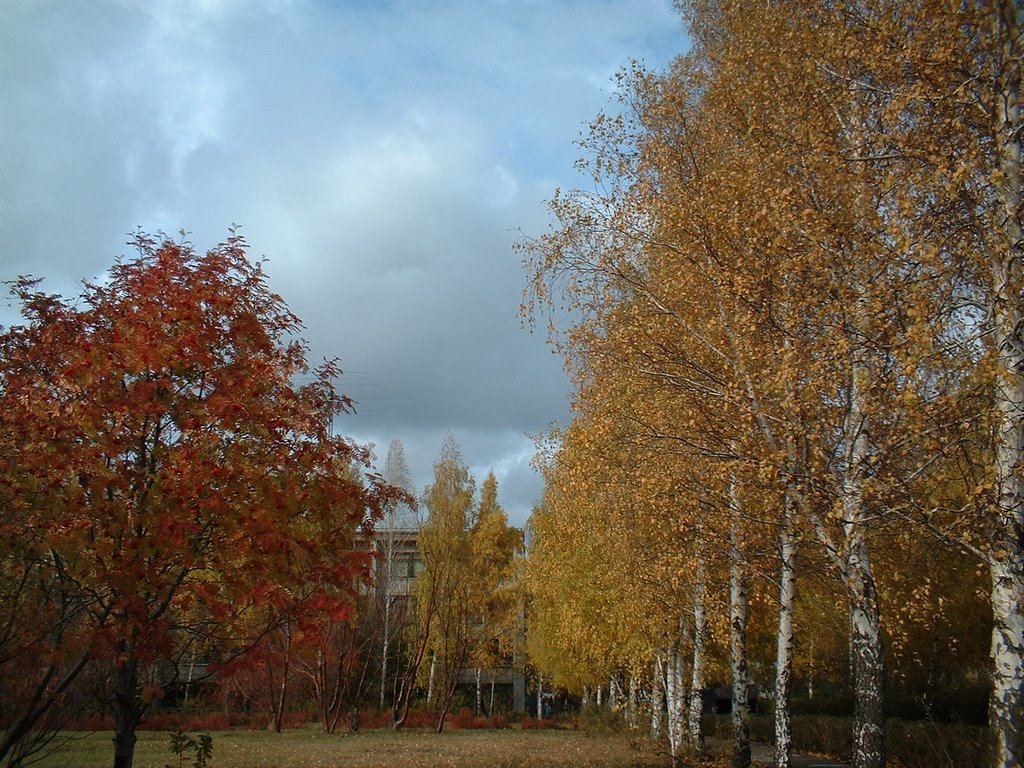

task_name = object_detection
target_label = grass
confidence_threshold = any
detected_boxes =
[27,726,683,768]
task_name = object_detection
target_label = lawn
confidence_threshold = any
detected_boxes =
[28,727,679,768]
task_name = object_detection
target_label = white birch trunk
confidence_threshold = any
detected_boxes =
[841,321,885,768]
[596,684,602,707]
[665,642,685,764]
[489,674,495,717]
[184,653,196,705]
[688,548,707,751]
[380,595,391,710]
[774,489,798,768]
[989,5,1024,765]
[808,637,815,700]
[728,483,751,768]
[627,671,637,730]
[651,653,665,741]
[475,667,482,714]
[830,89,889,768]
[379,522,396,710]
[536,677,543,718]
[846,543,885,768]
[426,652,436,705]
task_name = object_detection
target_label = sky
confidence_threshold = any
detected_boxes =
[0,0,687,526]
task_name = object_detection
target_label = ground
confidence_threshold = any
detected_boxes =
[28,727,703,768]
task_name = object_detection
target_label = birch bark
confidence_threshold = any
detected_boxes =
[773,481,798,768]
[841,309,885,768]
[627,672,638,730]
[379,549,393,709]
[988,4,1024,764]
[651,653,665,741]
[687,549,707,751]
[426,652,436,705]
[475,667,482,714]
[665,641,686,765]
[728,480,751,768]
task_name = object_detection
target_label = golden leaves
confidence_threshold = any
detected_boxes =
[522,0,1014,703]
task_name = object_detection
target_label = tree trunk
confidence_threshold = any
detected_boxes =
[990,557,1024,768]
[489,674,496,717]
[112,656,141,768]
[651,653,665,741]
[988,4,1024,765]
[627,671,637,730]
[392,551,439,729]
[808,636,815,700]
[271,624,292,733]
[379,595,391,711]
[426,651,436,706]
[841,329,885,768]
[475,667,482,714]
[436,671,462,734]
[847,552,885,768]
[774,489,798,768]
[728,482,751,768]
[688,549,707,751]
[665,639,686,764]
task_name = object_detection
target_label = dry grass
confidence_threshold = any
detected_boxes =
[28,726,685,768]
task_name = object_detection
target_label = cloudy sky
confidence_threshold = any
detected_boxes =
[0,0,686,525]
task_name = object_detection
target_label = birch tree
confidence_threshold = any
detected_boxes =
[467,473,523,713]
[524,4,1024,767]
[416,436,475,732]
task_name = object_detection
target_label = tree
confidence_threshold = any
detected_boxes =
[415,435,476,732]
[521,4,1024,766]
[467,472,523,713]
[0,231,395,768]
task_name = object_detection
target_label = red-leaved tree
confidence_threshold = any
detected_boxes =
[0,230,397,768]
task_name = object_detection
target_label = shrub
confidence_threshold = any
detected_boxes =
[886,685,988,726]
[393,708,434,729]
[181,714,232,732]
[707,712,989,767]
[791,695,855,718]
[358,709,393,729]
[886,719,989,768]
[447,708,478,729]
[792,715,852,757]
[576,704,624,734]
[68,716,115,732]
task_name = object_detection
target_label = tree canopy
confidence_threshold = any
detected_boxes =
[0,231,398,768]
